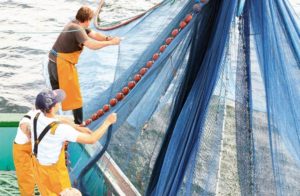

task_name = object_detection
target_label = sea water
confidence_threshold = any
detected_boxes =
[0,0,160,113]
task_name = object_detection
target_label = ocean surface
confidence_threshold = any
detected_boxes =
[0,0,160,113]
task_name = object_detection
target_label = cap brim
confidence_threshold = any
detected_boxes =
[53,89,66,103]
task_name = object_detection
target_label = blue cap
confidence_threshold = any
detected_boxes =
[35,89,66,112]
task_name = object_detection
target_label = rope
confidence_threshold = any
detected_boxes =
[1,2,162,34]
[0,171,21,196]
[93,0,163,31]
[75,126,113,194]
[0,28,90,35]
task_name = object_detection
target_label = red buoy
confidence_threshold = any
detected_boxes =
[103,104,110,112]
[96,109,104,117]
[91,113,98,121]
[201,0,206,2]
[116,92,124,101]
[185,14,193,23]
[179,21,187,29]
[146,61,153,68]
[128,81,136,89]
[109,98,117,107]
[134,74,142,82]
[85,119,92,126]
[165,37,173,45]
[153,53,159,61]
[159,45,167,53]
[139,68,148,76]
[122,86,130,95]
[171,29,179,37]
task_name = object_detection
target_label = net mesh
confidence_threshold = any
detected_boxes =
[42,0,300,195]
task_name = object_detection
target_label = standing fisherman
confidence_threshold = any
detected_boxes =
[48,6,120,124]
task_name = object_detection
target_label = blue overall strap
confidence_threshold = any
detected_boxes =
[50,49,58,57]
[50,49,75,65]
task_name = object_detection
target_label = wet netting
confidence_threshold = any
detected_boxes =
[44,0,300,195]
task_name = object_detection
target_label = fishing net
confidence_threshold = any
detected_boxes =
[43,0,300,195]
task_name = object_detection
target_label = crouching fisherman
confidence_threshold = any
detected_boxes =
[13,110,39,195]
[30,89,117,195]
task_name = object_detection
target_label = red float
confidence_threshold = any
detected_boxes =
[185,14,193,23]
[171,29,179,37]
[122,86,130,95]
[85,119,92,126]
[96,109,104,117]
[103,104,110,112]
[116,92,124,101]
[159,45,167,53]
[165,37,173,45]
[109,98,117,107]
[179,21,187,29]
[134,74,142,82]
[91,113,98,121]
[146,61,153,68]
[139,68,148,76]
[201,0,206,2]
[128,81,136,89]
[153,53,159,61]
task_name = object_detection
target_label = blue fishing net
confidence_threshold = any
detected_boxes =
[44,0,300,195]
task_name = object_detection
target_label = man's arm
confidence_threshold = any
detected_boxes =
[19,122,31,139]
[83,37,120,50]
[76,113,117,144]
[88,30,113,42]
[56,115,92,134]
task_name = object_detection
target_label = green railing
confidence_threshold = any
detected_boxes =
[0,113,23,171]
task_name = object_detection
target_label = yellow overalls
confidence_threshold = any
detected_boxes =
[56,51,83,111]
[31,113,71,195]
[13,142,35,196]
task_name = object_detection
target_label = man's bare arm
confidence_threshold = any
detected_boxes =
[76,113,117,144]
[20,122,31,139]
[56,115,92,134]
[88,30,112,41]
[83,37,120,50]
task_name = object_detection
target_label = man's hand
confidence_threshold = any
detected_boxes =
[105,113,117,125]
[111,37,121,45]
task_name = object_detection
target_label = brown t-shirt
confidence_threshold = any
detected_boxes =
[49,20,91,62]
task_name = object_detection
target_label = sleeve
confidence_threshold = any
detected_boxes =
[19,110,36,125]
[59,124,80,142]
[74,25,89,45]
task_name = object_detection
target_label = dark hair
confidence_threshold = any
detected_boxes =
[75,6,94,23]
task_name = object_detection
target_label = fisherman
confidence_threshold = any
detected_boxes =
[13,110,38,196]
[29,89,117,195]
[12,97,93,195]
[48,6,120,124]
